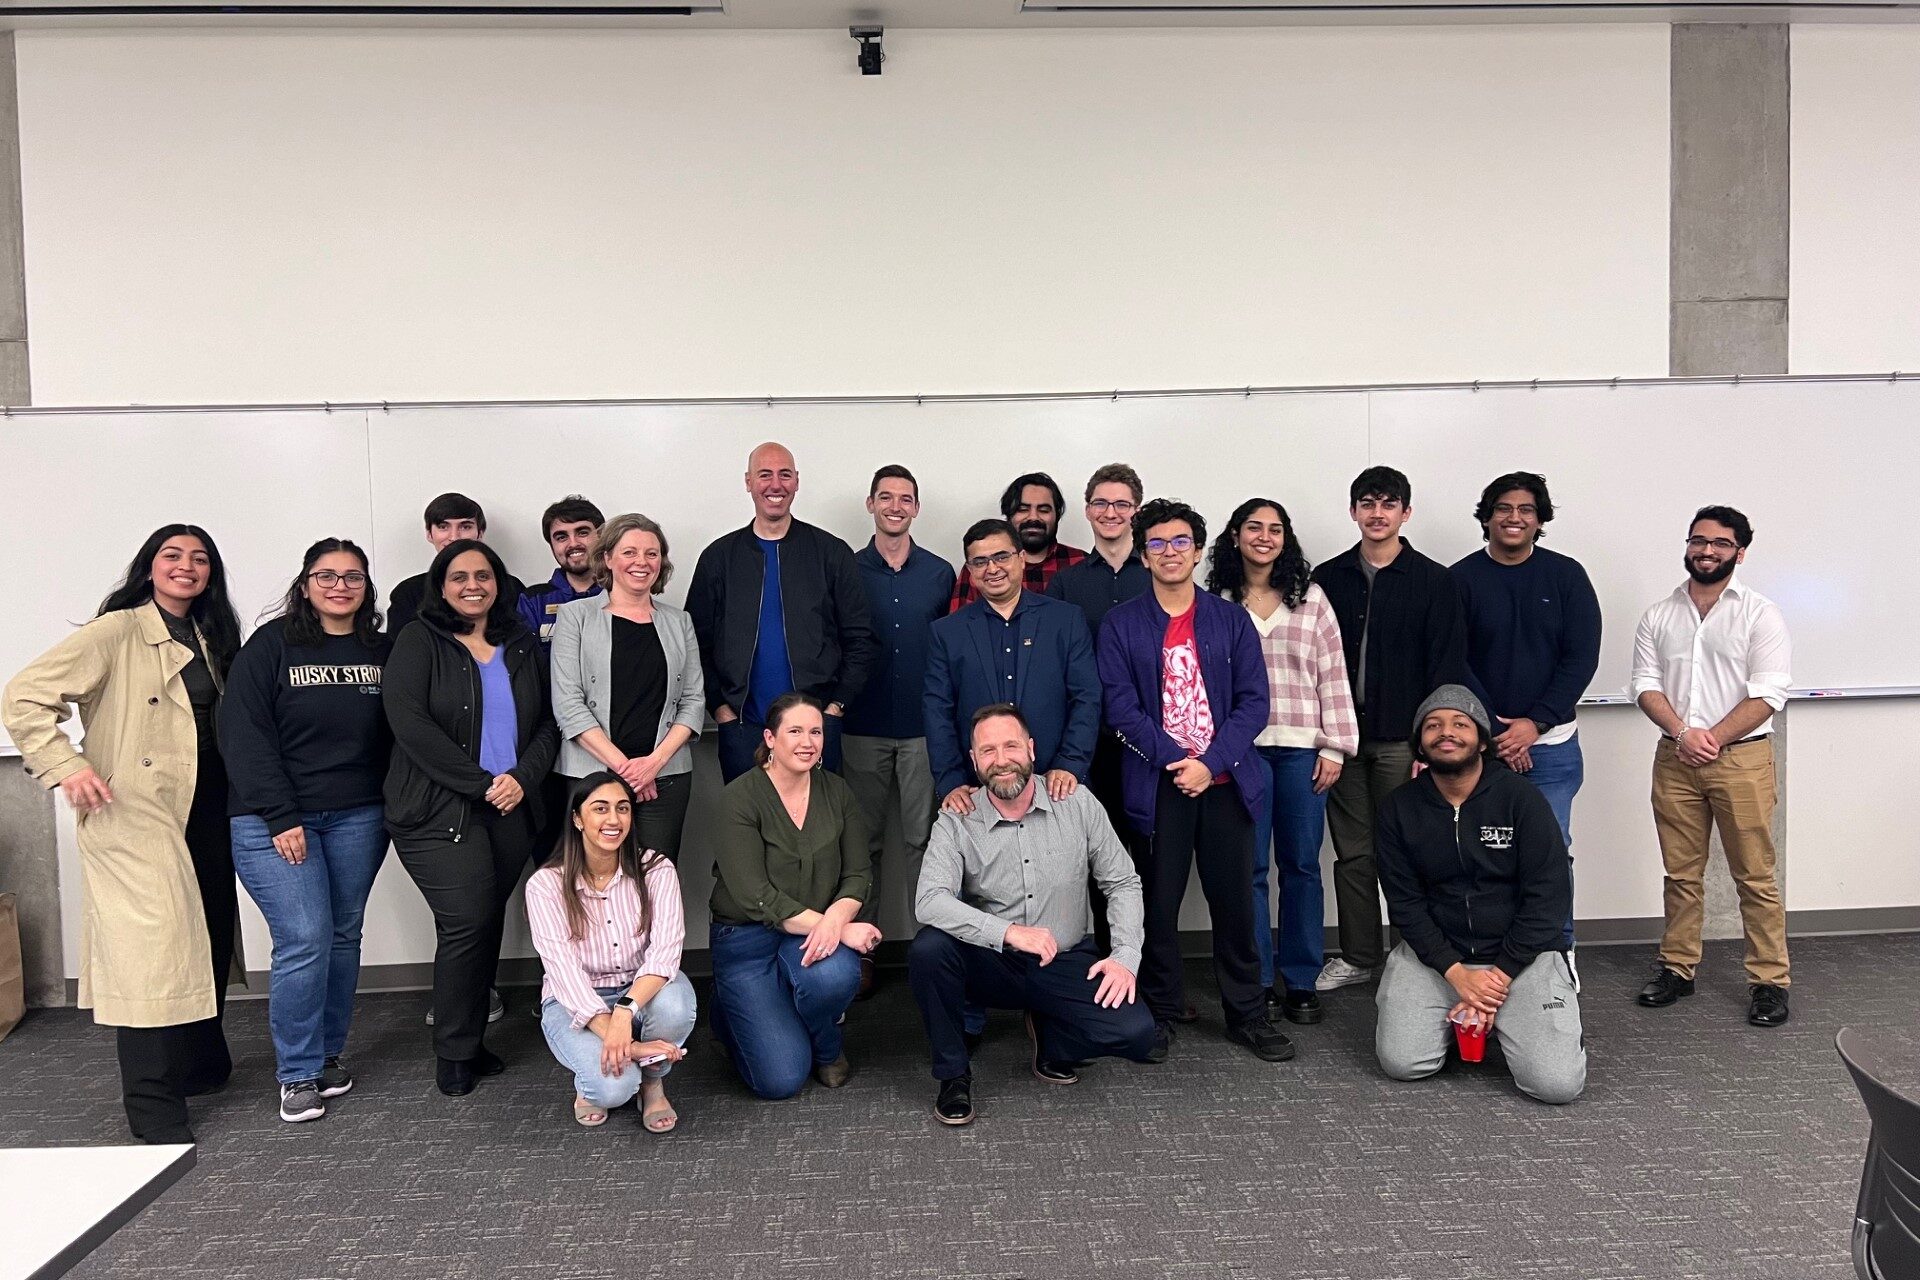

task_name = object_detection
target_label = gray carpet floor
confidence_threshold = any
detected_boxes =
[2,933,1914,1280]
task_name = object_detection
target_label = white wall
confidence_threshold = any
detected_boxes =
[1791,27,1920,375]
[16,25,1670,406]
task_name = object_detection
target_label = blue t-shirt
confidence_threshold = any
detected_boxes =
[476,648,519,776]
[744,536,794,725]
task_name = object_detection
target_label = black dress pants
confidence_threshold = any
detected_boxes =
[1087,732,1145,953]
[1139,775,1264,1028]
[117,751,235,1143]
[396,809,533,1063]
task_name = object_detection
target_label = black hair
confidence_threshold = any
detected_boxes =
[1205,498,1312,608]
[1691,504,1753,548]
[962,518,1020,560]
[422,492,486,533]
[1473,472,1555,542]
[999,472,1067,522]
[868,465,919,499]
[99,524,242,679]
[1349,466,1412,509]
[541,494,604,540]
[752,692,826,767]
[1131,497,1208,558]
[969,701,1031,740]
[277,538,382,647]
[549,771,663,942]
[417,539,522,642]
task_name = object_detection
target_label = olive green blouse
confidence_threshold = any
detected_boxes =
[710,766,872,926]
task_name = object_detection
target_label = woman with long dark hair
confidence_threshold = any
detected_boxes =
[1205,500,1359,1026]
[219,538,392,1124]
[526,772,695,1131]
[383,538,559,1097]
[3,524,243,1143]
[708,692,879,1099]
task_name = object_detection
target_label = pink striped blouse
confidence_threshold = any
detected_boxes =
[526,858,685,1030]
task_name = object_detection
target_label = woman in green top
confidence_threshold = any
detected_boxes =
[709,692,881,1098]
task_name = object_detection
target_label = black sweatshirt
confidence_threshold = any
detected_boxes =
[218,617,393,836]
[1374,762,1570,979]
[1311,540,1468,743]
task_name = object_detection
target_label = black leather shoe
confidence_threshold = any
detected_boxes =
[1144,1021,1175,1065]
[1279,989,1323,1025]
[1638,968,1695,1007]
[471,1046,506,1076]
[1227,1017,1297,1063]
[1025,1012,1079,1085]
[1747,984,1790,1027]
[436,1057,475,1097]
[935,1076,974,1126]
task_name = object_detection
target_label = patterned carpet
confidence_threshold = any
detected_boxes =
[2,934,1912,1280]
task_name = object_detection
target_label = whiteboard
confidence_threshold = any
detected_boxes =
[3,379,1912,756]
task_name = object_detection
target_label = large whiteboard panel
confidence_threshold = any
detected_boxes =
[367,395,1374,607]
[0,411,375,750]
[1369,379,1920,692]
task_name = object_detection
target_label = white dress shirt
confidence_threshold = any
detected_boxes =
[1629,574,1792,737]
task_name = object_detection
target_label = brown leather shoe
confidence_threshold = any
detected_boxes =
[855,955,877,1001]
[813,1054,854,1088]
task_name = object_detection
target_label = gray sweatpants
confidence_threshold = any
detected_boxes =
[1375,942,1587,1105]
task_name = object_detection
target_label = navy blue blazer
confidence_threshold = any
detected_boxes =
[922,591,1102,796]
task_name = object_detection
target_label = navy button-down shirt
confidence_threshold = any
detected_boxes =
[842,539,956,739]
[1046,552,1150,638]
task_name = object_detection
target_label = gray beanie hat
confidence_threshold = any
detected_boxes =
[1408,684,1493,755]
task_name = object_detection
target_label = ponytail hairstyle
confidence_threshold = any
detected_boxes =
[752,692,825,768]
[275,538,383,647]
[99,524,242,678]
[550,771,661,943]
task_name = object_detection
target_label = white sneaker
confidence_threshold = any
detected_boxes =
[1314,957,1378,992]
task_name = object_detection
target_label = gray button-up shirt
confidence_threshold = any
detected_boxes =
[915,784,1145,974]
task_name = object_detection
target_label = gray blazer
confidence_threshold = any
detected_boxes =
[550,595,705,780]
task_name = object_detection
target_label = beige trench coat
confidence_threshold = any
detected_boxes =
[3,603,240,1027]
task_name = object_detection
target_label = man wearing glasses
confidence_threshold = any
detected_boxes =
[1096,498,1290,1064]
[924,519,1101,822]
[1630,505,1793,1027]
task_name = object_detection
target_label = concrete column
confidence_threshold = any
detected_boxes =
[0,34,26,404]
[1670,24,1790,377]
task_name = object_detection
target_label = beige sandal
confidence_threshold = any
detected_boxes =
[640,1084,677,1134]
[573,1096,608,1127]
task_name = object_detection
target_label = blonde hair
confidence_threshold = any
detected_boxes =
[591,513,673,594]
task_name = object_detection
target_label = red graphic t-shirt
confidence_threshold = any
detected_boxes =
[1161,603,1220,769]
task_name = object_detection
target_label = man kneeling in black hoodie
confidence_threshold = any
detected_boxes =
[1373,685,1586,1105]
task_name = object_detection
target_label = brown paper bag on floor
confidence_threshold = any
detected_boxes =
[0,892,24,1043]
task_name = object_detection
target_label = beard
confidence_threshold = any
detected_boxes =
[1015,521,1054,553]
[1684,551,1736,585]
[1424,751,1479,777]
[985,762,1032,800]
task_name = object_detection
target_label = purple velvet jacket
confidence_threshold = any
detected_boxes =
[1095,588,1270,837]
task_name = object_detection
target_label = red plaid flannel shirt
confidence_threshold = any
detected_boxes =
[950,543,1087,612]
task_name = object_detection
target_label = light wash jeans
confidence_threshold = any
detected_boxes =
[539,972,698,1109]
[230,804,388,1085]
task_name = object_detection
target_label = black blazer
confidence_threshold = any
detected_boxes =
[382,617,560,844]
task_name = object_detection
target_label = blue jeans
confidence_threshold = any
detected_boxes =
[230,805,388,1085]
[717,713,844,784]
[708,920,862,1099]
[1520,733,1583,948]
[539,973,698,1108]
[1250,746,1331,993]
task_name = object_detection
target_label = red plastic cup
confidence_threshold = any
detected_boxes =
[1453,1018,1489,1063]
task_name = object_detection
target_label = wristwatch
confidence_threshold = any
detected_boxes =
[1530,719,1553,735]
[612,994,638,1016]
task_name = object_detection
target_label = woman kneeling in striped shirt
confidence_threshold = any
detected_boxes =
[527,772,696,1130]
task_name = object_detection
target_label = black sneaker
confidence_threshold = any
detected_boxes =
[1025,1012,1079,1085]
[1226,1017,1297,1063]
[1144,1021,1175,1065]
[279,1080,326,1123]
[1747,983,1790,1027]
[1638,967,1695,1007]
[1278,989,1323,1025]
[935,1076,975,1126]
[319,1057,354,1099]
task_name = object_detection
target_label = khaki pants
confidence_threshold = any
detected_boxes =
[841,735,937,926]
[1651,737,1789,987]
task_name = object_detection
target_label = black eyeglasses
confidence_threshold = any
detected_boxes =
[1145,536,1195,554]
[1684,537,1738,554]
[967,550,1019,571]
[307,571,368,588]
[1088,499,1137,514]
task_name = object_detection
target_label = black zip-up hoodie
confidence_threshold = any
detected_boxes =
[685,518,877,717]
[382,616,560,845]
[1374,761,1570,979]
